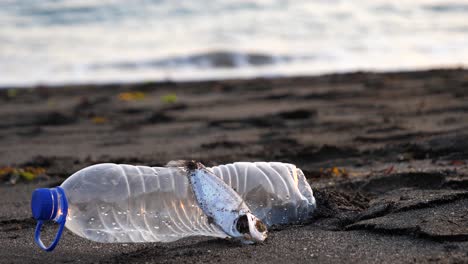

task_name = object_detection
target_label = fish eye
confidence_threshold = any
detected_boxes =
[255,220,267,232]
[236,215,250,234]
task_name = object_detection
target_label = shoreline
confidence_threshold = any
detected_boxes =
[1,66,465,90]
[1,68,467,263]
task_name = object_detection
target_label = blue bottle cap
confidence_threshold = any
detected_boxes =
[31,188,58,221]
[31,187,68,252]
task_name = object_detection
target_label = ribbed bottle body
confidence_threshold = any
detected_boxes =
[211,162,316,226]
[62,164,226,243]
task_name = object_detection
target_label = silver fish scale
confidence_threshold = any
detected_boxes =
[189,168,250,238]
[61,162,316,243]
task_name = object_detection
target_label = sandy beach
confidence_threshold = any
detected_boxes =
[0,69,467,263]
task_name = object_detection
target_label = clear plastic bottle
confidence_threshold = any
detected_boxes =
[31,162,315,251]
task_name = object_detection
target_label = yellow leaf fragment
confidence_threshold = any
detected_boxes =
[319,167,348,178]
[91,116,108,124]
[118,91,146,101]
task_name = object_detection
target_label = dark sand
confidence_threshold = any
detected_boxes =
[0,69,467,263]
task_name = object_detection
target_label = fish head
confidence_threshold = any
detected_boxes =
[234,213,268,244]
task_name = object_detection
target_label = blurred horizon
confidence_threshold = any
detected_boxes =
[1,0,468,87]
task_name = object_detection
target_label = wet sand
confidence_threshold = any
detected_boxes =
[0,69,467,263]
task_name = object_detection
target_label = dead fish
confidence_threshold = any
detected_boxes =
[170,160,268,244]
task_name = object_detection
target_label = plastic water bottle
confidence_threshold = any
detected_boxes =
[31,161,315,251]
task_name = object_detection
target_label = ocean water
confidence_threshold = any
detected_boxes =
[1,0,467,87]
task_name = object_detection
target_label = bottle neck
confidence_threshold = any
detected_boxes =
[53,190,65,222]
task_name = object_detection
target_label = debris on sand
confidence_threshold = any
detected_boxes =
[0,166,46,184]
[118,91,146,101]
